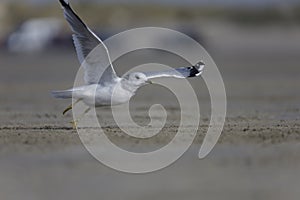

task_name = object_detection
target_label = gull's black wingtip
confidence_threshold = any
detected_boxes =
[194,60,205,69]
[59,0,69,7]
[189,61,205,77]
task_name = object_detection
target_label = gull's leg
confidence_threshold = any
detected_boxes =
[70,107,91,129]
[83,107,91,116]
[78,107,91,121]
[63,105,72,115]
[70,120,77,129]
[63,99,81,115]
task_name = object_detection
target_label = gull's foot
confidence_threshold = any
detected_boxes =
[70,120,78,129]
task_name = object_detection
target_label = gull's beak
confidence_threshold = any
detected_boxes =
[146,80,153,84]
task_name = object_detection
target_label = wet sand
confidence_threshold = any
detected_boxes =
[0,24,300,200]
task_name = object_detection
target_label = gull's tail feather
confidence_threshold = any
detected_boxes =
[51,90,73,99]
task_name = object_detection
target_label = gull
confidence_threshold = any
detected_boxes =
[52,0,205,118]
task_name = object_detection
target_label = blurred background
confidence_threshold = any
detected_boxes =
[1,0,300,53]
[1,1,300,200]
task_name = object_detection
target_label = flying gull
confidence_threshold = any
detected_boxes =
[52,0,205,118]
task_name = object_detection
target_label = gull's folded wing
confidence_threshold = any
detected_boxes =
[143,61,205,79]
[59,0,118,84]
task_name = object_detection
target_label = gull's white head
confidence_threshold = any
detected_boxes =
[124,72,152,87]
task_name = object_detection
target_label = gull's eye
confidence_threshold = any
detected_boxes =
[135,75,140,80]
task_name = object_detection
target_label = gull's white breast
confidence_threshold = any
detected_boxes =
[79,83,133,107]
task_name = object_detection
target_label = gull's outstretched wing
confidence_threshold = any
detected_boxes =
[143,61,205,79]
[59,0,118,84]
